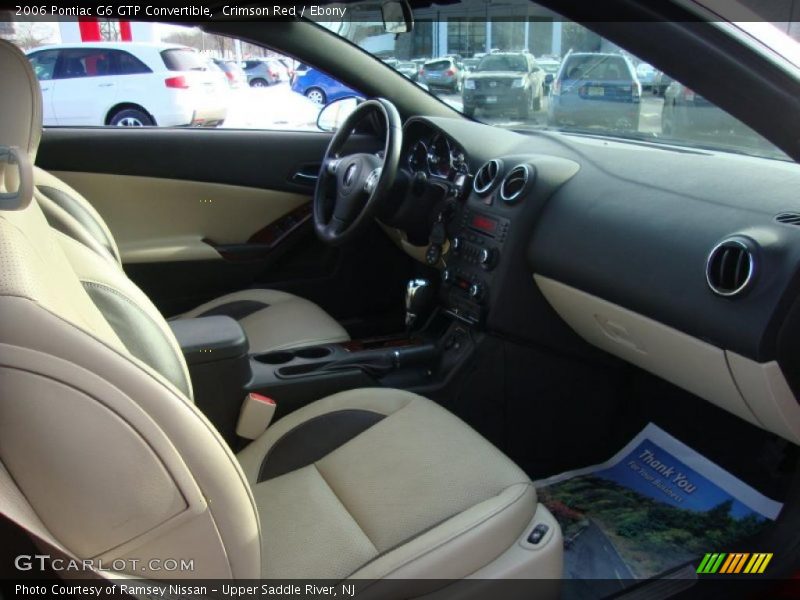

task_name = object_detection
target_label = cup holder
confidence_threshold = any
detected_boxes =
[255,351,295,365]
[295,346,332,360]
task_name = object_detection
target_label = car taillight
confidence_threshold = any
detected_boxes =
[165,75,189,89]
[682,87,695,102]
[225,71,234,82]
[553,80,561,95]
[445,68,455,76]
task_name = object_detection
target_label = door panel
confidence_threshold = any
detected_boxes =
[39,83,57,126]
[36,127,408,327]
[51,171,309,264]
[52,75,118,126]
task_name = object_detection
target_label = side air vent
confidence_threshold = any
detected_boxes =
[473,159,502,195]
[499,164,533,204]
[706,239,755,297]
[775,212,800,226]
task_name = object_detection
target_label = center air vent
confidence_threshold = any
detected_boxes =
[473,159,502,195]
[775,212,800,226]
[706,239,754,297]
[499,164,533,204]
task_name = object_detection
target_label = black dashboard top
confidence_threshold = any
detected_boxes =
[398,116,800,365]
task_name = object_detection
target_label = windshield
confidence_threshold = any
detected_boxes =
[316,0,791,161]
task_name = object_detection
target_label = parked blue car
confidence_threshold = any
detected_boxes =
[291,65,359,106]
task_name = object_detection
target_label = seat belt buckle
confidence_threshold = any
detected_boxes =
[236,393,276,440]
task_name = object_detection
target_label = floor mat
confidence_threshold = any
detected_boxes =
[534,423,783,598]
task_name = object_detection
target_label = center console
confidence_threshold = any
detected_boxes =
[169,313,451,450]
[441,204,511,325]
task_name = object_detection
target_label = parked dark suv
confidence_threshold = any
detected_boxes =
[549,52,642,132]
[462,52,545,119]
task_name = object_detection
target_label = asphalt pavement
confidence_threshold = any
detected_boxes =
[565,520,635,582]
[221,81,667,136]
[432,89,666,134]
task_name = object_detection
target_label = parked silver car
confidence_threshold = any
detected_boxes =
[242,58,289,87]
[419,57,464,93]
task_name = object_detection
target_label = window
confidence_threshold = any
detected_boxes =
[56,48,115,79]
[160,48,208,72]
[477,55,528,72]
[115,51,151,75]
[8,23,361,131]
[27,49,58,81]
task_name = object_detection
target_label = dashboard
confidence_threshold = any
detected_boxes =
[384,115,800,447]
[407,132,468,181]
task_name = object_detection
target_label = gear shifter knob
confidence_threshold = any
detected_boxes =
[405,278,434,331]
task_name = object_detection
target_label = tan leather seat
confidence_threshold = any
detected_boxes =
[33,152,348,355]
[0,40,562,586]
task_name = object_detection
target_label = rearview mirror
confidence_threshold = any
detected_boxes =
[317,96,361,132]
[382,1,414,34]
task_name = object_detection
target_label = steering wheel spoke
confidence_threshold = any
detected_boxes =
[325,157,342,175]
[364,167,383,195]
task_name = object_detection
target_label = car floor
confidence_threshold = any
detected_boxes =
[435,333,796,501]
[430,333,799,591]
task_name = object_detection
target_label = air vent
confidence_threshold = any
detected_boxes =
[775,212,800,226]
[473,159,502,195]
[706,239,754,297]
[499,164,532,204]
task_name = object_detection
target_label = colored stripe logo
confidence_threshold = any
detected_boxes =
[697,552,773,574]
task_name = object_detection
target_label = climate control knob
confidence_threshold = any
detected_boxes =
[478,247,496,270]
[469,282,486,301]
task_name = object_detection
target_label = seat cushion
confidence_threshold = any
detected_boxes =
[177,288,349,354]
[237,388,536,580]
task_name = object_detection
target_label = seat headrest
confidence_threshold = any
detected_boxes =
[0,40,40,209]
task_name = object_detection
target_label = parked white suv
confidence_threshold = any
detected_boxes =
[26,42,228,127]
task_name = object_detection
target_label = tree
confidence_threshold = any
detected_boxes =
[9,22,54,51]
[162,28,203,51]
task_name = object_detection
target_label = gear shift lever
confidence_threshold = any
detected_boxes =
[405,279,435,332]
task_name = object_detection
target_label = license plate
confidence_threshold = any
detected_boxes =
[429,72,441,78]
[485,96,497,103]
[587,86,604,97]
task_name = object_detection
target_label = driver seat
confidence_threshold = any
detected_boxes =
[32,153,348,357]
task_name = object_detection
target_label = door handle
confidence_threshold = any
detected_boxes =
[290,163,321,186]
[98,83,114,87]
[292,172,318,182]
[40,87,49,92]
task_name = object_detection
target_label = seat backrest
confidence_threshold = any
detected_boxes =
[35,165,123,266]
[0,40,260,579]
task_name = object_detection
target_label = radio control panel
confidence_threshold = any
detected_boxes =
[442,207,511,324]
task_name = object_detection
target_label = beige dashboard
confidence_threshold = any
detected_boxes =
[535,274,800,445]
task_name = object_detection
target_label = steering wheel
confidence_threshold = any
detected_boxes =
[313,98,402,245]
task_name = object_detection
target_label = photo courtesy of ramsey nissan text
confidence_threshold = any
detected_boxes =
[1,0,800,599]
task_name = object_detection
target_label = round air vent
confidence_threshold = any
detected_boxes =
[706,239,755,297]
[473,159,502,195]
[499,164,533,204]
